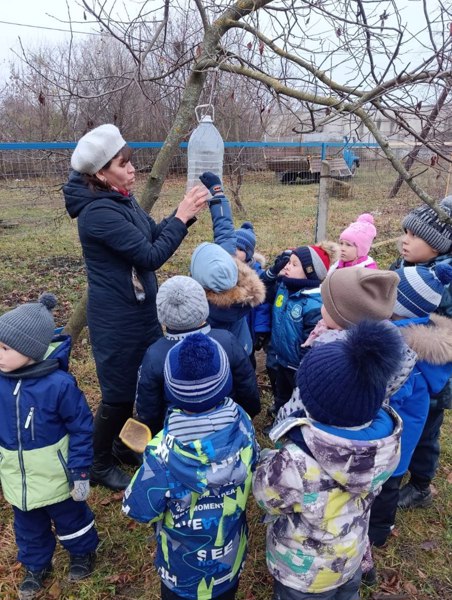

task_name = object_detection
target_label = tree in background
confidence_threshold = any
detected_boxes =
[3,0,452,340]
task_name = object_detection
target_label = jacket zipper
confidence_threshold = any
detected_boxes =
[14,380,27,511]
[24,407,35,441]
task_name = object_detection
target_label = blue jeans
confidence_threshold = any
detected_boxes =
[408,407,444,489]
[13,497,99,571]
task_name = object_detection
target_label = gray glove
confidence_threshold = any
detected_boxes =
[70,469,90,501]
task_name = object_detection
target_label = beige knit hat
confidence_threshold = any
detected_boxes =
[321,268,400,329]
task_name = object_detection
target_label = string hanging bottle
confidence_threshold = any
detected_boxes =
[186,104,224,196]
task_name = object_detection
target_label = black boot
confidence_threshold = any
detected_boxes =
[397,482,433,509]
[90,404,132,491]
[112,437,143,467]
[68,551,96,581]
[19,565,52,600]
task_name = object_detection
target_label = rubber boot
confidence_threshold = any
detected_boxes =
[90,404,132,491]
[112,438,143,467]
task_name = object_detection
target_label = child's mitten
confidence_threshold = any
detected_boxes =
[266,251,291,279]
[199,172,224,197]
[70,469,90,501]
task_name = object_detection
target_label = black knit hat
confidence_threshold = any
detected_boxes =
[0,293,57,361]
[297,320,403,427]
[402,196,452,254]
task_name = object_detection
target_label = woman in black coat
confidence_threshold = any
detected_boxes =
[64,124,207,490]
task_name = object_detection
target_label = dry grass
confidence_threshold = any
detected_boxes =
[0,167,451,600]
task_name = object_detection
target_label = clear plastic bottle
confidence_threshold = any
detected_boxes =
[186,105,224,195]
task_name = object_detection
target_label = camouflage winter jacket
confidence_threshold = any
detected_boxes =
[253,406,402,593]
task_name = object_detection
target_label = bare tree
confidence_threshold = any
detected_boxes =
[6,0,452,341]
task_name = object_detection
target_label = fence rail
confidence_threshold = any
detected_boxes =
[0,141,449,229]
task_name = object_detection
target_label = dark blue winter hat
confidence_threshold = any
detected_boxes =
[164,333,233,413]
[235,222,256,262]
[394,263,452,318]
[297,320,403,427]
[0,293,57,361]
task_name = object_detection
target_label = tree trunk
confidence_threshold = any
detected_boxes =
[63,289,88,340]
[389,87,449,198]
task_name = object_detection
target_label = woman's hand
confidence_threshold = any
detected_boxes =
[175,185,208,224]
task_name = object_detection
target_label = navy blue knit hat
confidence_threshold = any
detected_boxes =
[164,333,233,412]
[235,222,256,262]
[394,263,452,318]
[297,320,403,427]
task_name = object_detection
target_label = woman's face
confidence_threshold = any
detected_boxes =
[98,154,135,192]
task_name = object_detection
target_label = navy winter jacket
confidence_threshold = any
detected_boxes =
[135,324,261,434]
[0,335,93,511]
[63,171,189,406]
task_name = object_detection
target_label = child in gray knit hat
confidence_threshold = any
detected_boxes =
[390,195,452,511]
[0,294,98,599]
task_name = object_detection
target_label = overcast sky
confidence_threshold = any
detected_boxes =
[0,0,98,76]
[0,0,444,81]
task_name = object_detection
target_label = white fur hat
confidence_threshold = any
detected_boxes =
[71,124,126,175]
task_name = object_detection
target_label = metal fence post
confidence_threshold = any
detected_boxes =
[315,160,330,242]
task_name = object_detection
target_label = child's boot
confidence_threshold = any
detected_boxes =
[68,551,96,581]
[19,565,52,600]
[397,482,432,509]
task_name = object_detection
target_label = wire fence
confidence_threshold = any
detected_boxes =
[0,141,450,228]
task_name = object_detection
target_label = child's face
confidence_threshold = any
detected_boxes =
[283,254,306,279]
[0,343,33,372]
[401,229,439,263]
[236,248,247,263]
[321,305,341,329]
[339,239,358,262]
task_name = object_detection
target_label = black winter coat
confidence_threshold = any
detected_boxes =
[63,171,188,406]
[135,324,261,434]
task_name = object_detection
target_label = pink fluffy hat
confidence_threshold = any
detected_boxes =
[340,213,376,257]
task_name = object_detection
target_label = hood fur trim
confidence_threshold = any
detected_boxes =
[400,314,452,364]
[206,258,266,308]
[253,252,266,268]
[317,240,340,265]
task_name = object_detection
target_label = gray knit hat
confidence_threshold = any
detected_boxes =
[71,124,126,175]
[402,196,452,254]
[157,276,209,330]
[0,293,57,361]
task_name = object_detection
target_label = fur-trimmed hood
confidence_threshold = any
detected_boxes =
[206,258,266,309]
[400,314,452,364]
[253,252,266,268]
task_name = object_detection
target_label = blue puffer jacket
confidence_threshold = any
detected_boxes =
[0,335,93,511]
[191,196,265,354]
[123,403,258,600]
[135,324,261,434]
[247,259,271,342]
[271,283,323,369]
[64,171,189,406]
[390,314,452,476]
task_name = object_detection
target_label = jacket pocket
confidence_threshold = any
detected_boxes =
[57,449,71,483]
